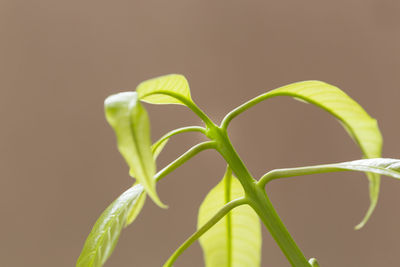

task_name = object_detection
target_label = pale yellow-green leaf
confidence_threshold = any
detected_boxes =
[268,81,382,228]
[136,74,192,105]
[331,158,400,179]
[129,137,169,178]
[126,139,168,219]
[104,92,165,208]
[77,184,144,267]
[198,171,261,267]
[125,183,146,226]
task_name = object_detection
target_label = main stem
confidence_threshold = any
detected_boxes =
[208,125,310,267]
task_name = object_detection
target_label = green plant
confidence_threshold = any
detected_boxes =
[76,74,400,267]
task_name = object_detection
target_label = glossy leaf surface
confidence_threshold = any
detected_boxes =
[77,185,144,267]
[268,81,382,228]
[198,170,261,267]
[136,74,192,105]
[332,158,400,179]
[105,92,164,207]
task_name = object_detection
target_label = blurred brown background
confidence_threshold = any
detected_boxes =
[1,0,400,266]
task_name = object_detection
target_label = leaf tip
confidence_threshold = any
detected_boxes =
[148,191,168,209]
[354,221,365,231]
[354,199,377,230]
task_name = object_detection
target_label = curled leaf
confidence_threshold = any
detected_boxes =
[268,81,382,228]
[105,92,165,208]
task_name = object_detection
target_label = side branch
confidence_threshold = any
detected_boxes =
[155,141,217,182]
[163,197,248,267]
[153,126,207,153]
[257,164,344,189]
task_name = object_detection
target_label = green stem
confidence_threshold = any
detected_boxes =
[257,164,345,189]
[152,126,206,153]
[248,188,309,266]
[163,197,247,267]
[142,90,214,126]
[155,141,216,182]
[221,90,313,130]
[209,126,310,266]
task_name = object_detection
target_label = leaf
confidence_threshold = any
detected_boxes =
[136,74,192,105]
[268,81,382,228]
[125,139,168,222]
[125,183,147,226]
[129,137,169,178]
[105,92,165,208]
[332,158,400,179]
[197,168,261,267]
[77,185,145,267]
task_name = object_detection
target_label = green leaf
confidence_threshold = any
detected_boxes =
[331,158,400,179]
[125,183,147,226]
[129,137,169,178]
[268,81,382,228]
[136,74,192,105]
[77,185,145,267]
[105,92,165,208]
[125,139,168,222]
[198,168,261,267]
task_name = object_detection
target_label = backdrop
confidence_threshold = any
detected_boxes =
[1,0,400,266]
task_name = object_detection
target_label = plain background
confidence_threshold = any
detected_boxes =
[1,0,400,266]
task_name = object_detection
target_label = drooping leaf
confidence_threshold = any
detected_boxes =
[126,138,168,221]
[198,168,261,267]
[267,81,382,228]
[129,137,169,178]
[136,74,192,105]
[77,185,145,267]
[104,92,165,208]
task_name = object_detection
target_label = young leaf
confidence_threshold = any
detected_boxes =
[268,81,382,228]
[198,168,261,267]
[125,139,168,222]
[129,138,169,178]
[105,92,165,208]
[125,183,147,226]
[136,74,192,105]
[77,185,145,267]
[331,158,400,179]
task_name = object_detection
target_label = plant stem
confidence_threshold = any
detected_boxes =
[248,187,309,267]
[163,197,248,267]
[155,141,216,182]
[258,164,343,188]
[209,125,310,266]
[153,126,206,152]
